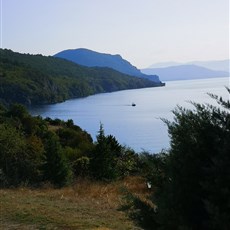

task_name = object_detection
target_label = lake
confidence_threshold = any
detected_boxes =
[29,77,229,153]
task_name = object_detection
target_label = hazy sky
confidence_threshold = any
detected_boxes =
[1,0,229,68]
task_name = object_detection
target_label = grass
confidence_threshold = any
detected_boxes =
[0,176,150,229]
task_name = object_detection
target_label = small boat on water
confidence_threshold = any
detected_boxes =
[132,103,136,107]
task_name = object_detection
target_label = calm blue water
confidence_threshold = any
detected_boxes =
[29,77,229,153]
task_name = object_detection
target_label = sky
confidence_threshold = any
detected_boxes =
[0,0,229,68]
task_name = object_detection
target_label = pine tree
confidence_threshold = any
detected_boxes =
[43,131,72,187]
[90,124,121,181]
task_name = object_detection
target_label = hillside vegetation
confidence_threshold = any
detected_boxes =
[0,49,161,106]
[124,89,230,230]
[0,103,143,187]
[0,103,150,228]
[0,61,229,228]
[0,177,147,230]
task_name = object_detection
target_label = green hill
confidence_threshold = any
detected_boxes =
[0,49,163,106]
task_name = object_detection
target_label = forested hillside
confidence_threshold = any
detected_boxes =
[0,49,162,106]
[0,103,139,187]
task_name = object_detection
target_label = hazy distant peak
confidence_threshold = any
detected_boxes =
[148,59,230,72]
[141,64,229,81]
[187,59,230,72]
[148,61,182,68]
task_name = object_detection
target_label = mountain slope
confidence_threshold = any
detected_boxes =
[147,61,181,69]
[0,49,162,106]
[187,60,229,72]
[54,48,162,83]
[146,59,229,72]
[141,65,229,81]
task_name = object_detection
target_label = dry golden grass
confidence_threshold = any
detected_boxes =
[47,125,62,132]
[0,176,149,230]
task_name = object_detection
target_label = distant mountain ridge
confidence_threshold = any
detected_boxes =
[141,64,229,81]
[54,48,162,83]
[187,60,229,72]
[147,59,229,72]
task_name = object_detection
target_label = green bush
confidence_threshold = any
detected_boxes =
[128,89,230,230]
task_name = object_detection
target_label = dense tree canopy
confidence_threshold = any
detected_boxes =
[0,104,139,187]
[90,124,138,181]
[0,48,161,106]
[128,89,230,230]
[0,104,94,187]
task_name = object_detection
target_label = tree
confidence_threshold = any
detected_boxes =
[138,151,168,188]
[0,124,44,186]
[7,103,29,120]
[90,124,122,181]
[160,90,230,229]
[43,131,72,187]
[25,135,45,183]
[0,124,27,186]
[129,89,230,230]
[116,147,139,178]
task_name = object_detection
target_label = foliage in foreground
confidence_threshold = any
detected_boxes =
[1,88,229,229]
[127,89,230,230]
[0,104,139,187]
[90,123,139,181]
